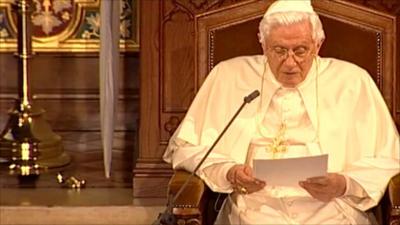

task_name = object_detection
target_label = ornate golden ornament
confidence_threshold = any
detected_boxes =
[0,0,139,52]
[266,123,288,158]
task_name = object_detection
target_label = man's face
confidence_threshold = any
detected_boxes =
[264,20,320,87]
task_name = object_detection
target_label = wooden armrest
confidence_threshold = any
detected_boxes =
[167,170,206,225]
[168,170,205,208]
[167,170,228,225]
[388,173,400,225]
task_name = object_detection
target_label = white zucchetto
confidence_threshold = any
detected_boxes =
[264,0,315,17]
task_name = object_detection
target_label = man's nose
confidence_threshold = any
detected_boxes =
[283,52,297,66]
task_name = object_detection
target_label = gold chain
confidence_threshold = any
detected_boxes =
[256,58,289,158]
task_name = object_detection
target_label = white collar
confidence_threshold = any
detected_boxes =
[260,56,322,131]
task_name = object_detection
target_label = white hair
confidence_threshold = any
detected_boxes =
[258,12,325,48]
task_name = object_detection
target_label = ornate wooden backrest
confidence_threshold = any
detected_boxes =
[195,0,398,121]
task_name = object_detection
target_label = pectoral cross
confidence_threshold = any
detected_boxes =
[266,123,287,158]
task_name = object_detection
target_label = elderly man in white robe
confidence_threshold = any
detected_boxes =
[163,0,400,224]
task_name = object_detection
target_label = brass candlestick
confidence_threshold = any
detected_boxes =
[0,0,70,175]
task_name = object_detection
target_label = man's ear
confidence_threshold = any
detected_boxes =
[258,33,268,54]
[314,39,324,56]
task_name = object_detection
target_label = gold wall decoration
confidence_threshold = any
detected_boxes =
[0,0,139,52]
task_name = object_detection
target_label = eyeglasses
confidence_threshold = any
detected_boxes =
[268,46,312,63]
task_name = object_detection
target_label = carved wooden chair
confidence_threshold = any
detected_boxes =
[167,1,400,224]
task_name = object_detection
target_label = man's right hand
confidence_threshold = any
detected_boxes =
[226,164,266,194]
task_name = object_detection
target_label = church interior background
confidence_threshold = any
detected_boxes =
[0,0,400,224]
[0,0,158,224]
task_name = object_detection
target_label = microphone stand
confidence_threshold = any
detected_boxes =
[152,90,260,225]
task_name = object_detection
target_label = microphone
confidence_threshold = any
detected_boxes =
[153,90,260,225]
[244,90,260,103]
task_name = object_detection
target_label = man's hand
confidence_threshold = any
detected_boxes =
[226,164,266,194]
[299,173,346,202]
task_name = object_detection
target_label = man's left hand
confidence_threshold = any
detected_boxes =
[299,173,346,202]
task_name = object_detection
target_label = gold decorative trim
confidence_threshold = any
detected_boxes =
[0,0,139,52]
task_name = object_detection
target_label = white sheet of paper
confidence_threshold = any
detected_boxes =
[253,154,328,186]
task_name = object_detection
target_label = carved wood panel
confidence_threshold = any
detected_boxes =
[350,0,400,14]
[345,0,400,125]
[159,0,251,144]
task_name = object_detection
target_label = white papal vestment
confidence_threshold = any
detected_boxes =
[163,55,400,225]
